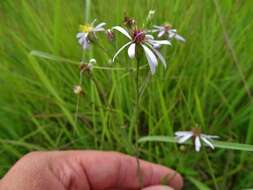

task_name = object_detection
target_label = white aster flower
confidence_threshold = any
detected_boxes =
[76,19,106,49]
[175,128,219,152]
[152,23,185,42]
[112,26,171,74]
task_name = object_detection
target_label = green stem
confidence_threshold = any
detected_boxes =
[85,0,90,23]
[204,149,219,190]
[135,57,140,138]
[74,72,84,124]
[74,0,91,127]
[134,57,144,189]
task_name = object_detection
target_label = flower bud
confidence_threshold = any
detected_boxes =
[123,16,136,29]
[146,10,155,21]
[73,85,83,95]
[106,29,115,41]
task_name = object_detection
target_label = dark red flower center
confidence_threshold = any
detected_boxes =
[132,29,145,44]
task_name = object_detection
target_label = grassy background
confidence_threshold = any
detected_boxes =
[1,0,253,189]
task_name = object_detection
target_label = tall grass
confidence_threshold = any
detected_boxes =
[1,0,253,189]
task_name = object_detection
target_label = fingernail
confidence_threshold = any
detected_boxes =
[142,185,174,190]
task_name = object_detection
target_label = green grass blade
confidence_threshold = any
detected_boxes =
[30,50,80,65]
[138,136,253,152]
[188,177,212,190]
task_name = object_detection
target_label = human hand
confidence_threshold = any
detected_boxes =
[0,151,183,190]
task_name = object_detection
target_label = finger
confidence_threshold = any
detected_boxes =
[56,151,183,190]
[143,185,175,190]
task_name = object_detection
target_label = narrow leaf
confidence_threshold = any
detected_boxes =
[138,136,253,152]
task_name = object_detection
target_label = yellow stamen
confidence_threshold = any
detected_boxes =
[80,24,93,33]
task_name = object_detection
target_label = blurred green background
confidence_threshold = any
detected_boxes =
[0,0,253,189]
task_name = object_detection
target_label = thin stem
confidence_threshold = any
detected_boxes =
[136,57,140,128]
[74,72,84,124]
[134,57,144,189]
[74,0,91,126]
[129,57,141,141]
[204,149,219,190]
[90,39,111,58]
[84,0,90,23]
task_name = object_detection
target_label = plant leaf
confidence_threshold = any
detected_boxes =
[188,177,212,190]
[138,136,253,152]
[30,50,80,65]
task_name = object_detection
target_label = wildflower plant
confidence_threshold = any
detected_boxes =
[2,0,252,188]
[28,8,253,190]
[30,10,253,155]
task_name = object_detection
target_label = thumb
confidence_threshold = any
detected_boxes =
[142,185,175,190]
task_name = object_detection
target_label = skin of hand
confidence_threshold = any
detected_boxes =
[0,151,183,190]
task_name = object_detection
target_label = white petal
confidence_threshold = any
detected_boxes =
[151,48,167,68]
[89,58,96,64]
[175,131,193,136]
[146,43,167,68]
[153,44,161,49]
[91,19,97,26]
[153,25,164,29]
[76,32,85,38]
[201,136,215,149]
[95,22,106,29]
[93,28,105,32]
[201,134,219,139]
[150,39,171,45]
[128,43,136,59]
[150,29,159,33]
[195,136,201,152]
[146,34,154,40]
[77,33,89,49]
[169,32,175,38]
[175,34,186,42]
[177,133,193,143]
[78,37,84,45]
[170,29,177,32]
[112,26,132,40]
[112,42,132,62]
[158,30,165,38]
[82,39,90,49]
[142,44,158,75]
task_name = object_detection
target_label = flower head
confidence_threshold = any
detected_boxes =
[175,128,219,152]
[152,23,185,42]
[123,15,136,29]
[73,85,83,95]
[76,19,106,49]
[80,58,97,72]
[87,58,96,71]
[112,26,171,74]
